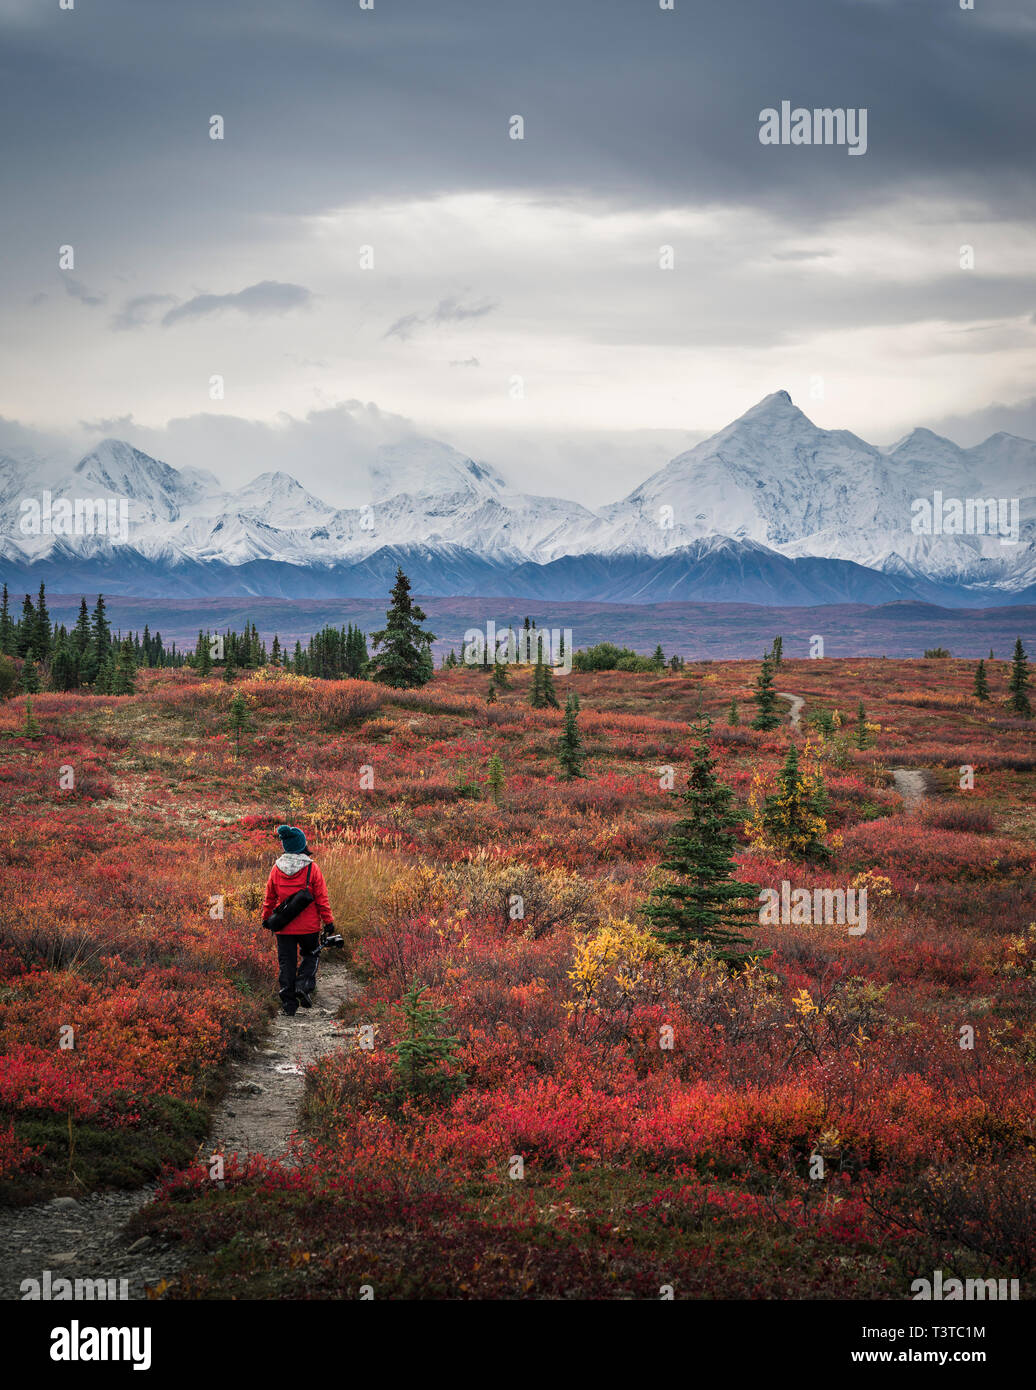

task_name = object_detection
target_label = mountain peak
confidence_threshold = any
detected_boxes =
[244,470,312,491]
[368,438,506,501]
[228,471,334,524]
[759,389,794,408]
[886,426,954,450]
[733,390,809,426]
[75,438,170,477]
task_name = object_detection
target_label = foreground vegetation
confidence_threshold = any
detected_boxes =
[0,653,1034,1298]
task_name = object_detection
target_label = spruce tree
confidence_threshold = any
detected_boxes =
[196,631,212,676]
[1007,638,1032,717]
[973,659,990,702]
[23,695,40,738]
[228,692,249,756]
[33,582,51,661]
[755,742,830,863]
[79,636,100,688]
[651,644,666,671]
[96,654,116,694]
[71,598,90,654]
[557,692,584,778]
[368,568,436,689]
[643,718,766,966]
[530,658,546,708]
[49,638,79,692]
[90,594,111,661]
[390,983,466,1104]
[811,707,835,736]
[343,623,369,677]
[0,585,14,656]
[112,637,137,694]
[728,697,740,726]
[751,653,781,730]
[19,654,41,694]
[17,595,35,657]
[541,660,559,709]
[487,753,505,806]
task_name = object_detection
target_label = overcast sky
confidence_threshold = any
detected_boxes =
[1,0,1034,505]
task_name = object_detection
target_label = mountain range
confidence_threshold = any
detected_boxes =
[2,391,1034,605]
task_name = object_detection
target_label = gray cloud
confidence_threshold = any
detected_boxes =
[770,249,835,262]
[111,293,178,331]
[386,296,496,341]
[63,278,105,307]
[1,0,1034,468]
[3,0,1032,248]
[161,281,312,328]
[921,395,1036,449]
[78,413,136,434]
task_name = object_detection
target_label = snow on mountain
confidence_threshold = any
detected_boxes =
[222,472,336,527]
[1,395,1034,602]
[599,391,887,552]
[72,439,222,524]
[598,391,1035,592]
[366,438,507,502]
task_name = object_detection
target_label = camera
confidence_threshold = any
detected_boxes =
[321,926,344,950]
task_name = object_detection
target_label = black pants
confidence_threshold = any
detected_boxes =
[276,932,320,1008]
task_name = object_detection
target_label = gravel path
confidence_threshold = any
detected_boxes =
[774,690,930,817]
[776,691,804,728]
[1,957,357,1301]
[205,958,358,1163]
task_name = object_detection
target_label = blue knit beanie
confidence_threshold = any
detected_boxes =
[276,824,308,854]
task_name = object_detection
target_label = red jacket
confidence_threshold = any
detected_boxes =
[262,855,333,936]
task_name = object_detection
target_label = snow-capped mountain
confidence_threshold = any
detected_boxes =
[592,392,1035,584]
[1,394,1034,604]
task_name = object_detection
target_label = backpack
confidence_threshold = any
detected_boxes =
[263,863,314,933]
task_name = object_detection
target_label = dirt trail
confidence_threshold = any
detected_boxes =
[0,958,357,1301]
[775,691,930,817]
[776,691,804,728]
[205,958,358,1162]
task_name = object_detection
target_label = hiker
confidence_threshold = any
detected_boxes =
[261,824,336,1016]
